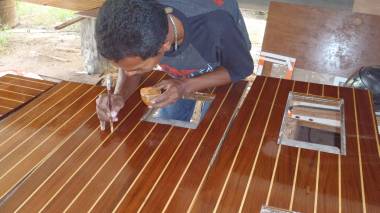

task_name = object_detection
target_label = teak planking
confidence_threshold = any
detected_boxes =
[0,75,379,212]
[0,74,55,119]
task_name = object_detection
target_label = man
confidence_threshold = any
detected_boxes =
[95,0,253,125]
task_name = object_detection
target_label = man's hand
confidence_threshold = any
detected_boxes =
[150,79,187,108]
[149,67,233,108]
[96,94,125,129]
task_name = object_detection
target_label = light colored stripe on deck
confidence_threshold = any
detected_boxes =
[65,120,149,212]
[0,88,34,97]
[367,91,380,158]
[239,79,282,213]
[289,148,301,211]
[0,105,13,110]
[352,89,367,213]
[162,85,234,213]
[266,145,282,206]
[289,83,302,211]
[111,126,174,212]
[338,87,342,213]
[289,82,310,211]
[212,78,267,212]
[313,85,324,213]
[265,81,295,206]
[9,112,98,207]
[0,82,70,135]
[0,96,23,103]
[15,126,101,212]
[38,73,160,212]
[4,75,54,87]
[0,86,99,184]
[0,84,81,149]
[0,81,44,91]
[137,130,191,212]
[16,73,157,211]
[0,86,95,186]
[338,155,342,213]
[313,152,320,213]
[188,82,263,212]
[38,102,144,212]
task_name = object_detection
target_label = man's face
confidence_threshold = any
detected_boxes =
[115,52,164,77]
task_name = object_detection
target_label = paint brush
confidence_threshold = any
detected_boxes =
[106,75,114,133]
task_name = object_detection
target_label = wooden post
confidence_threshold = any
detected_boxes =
[0,0,17,28]
[80,17,114,75]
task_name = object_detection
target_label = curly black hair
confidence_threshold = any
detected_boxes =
[95,0,168,61]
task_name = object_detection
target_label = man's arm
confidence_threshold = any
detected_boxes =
[151,67,231,108]
[114,68,142,101]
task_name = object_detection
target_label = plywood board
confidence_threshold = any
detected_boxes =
[262,2,380,78]
[0,74,55,119]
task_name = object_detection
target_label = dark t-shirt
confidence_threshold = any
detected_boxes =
[158,0,253,82]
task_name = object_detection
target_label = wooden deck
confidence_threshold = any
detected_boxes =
[0,74,55,119]
[0,74,378,212]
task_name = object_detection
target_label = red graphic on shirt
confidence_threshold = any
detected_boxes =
[159,64,196,77]
[214,0,224,7]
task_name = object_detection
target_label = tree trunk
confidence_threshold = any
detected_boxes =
[0,0,17,28]
[80,17,113,75]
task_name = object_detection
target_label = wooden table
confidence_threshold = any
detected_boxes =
[0,74,379,212]
[0,74,55,119]
[262,2,380,78]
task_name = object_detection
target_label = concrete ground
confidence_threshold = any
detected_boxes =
[0,0,355,84]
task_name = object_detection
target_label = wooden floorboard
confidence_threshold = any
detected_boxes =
[268,81,304,210]
[0,74,55,120]
[162,83,246,212]
[211,77,280,212]
[0,72,161,211]
[339,87,364,212]
[317,84,340,213]
[189,76,266,212]
[0,75,379,212]
[127,83,245,212]
[354,89,380,213]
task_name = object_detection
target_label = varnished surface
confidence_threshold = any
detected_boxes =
[262,2,380,77]
[0,74,55,119]
[0,72,246,212]
[0,75,379,212]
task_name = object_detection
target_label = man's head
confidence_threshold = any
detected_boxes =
[96,0,170,76]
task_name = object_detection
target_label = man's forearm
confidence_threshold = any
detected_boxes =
[114,69,142,102]
[182,67,232,94]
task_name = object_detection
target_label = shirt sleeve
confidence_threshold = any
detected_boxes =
[217,12,254,82]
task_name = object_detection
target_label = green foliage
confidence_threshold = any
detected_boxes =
[16,1,78,30]
[0,27,10,52]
